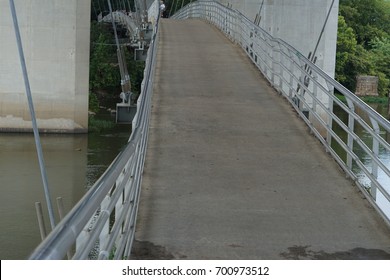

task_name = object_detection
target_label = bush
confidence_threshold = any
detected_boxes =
[89,92,100,113]
[88,116,115,133]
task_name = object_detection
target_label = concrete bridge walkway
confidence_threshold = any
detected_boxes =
[133,19,390,259]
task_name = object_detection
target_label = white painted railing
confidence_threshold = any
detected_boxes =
[173,1,390,225]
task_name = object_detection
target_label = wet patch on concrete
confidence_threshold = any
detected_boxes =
[280,245,390,260]
[228,244,244,248]
[130,240,176,259]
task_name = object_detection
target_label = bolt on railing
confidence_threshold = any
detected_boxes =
[173,0,390,225]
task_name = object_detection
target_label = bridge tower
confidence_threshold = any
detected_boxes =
[0,0,91,133]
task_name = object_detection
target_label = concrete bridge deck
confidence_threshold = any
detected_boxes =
[133,19,390,259]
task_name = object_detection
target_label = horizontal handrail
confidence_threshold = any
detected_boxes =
[173,0,390,225]
[29,1,161,260]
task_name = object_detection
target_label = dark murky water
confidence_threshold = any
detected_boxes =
[0,115,131,259]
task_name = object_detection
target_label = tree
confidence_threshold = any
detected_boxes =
[336,0,390,96]
[89,22,121,91]
[336,16,372,91]
[339,0,390,48]
[89,19,146,111]
[369,37,390,95]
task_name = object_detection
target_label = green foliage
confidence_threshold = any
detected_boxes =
[369,37,390,78]
[336,16,373,91]
[122,47,145,95]
[89,91,100,113]
[337,0,390,96]
[89,22,121,90]
[88,116,115,133]
[339,0,390,47]
[89,17,145,110]
[335,16,358,87]
[335,93,388,104]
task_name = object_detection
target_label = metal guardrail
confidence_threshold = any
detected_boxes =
[29,2,160,260]
[173,1,390,225]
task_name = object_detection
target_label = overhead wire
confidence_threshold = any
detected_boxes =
[311,0,336,63]
[169,0,176,17]
[174,0,179,14]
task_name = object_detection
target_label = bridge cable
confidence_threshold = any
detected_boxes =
[97,0,102,13]
[134,0,142,26]
[126,0,132,12]
[8,0,56,230]
[92,1,98,19]
[174,0,180,14]
[107,0,132,96]
[312,0,336,63]
[169,0,176,17]
[295,0,336,107]
[254,0,265,26]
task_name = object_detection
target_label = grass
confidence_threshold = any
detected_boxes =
[88,116,115,133]
[335,93,389,104]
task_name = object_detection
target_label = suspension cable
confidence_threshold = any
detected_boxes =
[255,0,265,25]
[97,0,102,13]
[8,0,56,230]
[312,0,336,62]
[107,0,124,65]
[169,0,176,17]
[92,1,98,19]
[127,0,135,12]
[174,0,180,14]
[107,0,131,94]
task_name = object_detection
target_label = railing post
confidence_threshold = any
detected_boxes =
[270,41,276,85]
[288,49,295,99]
[35,202,47,241]
[56,197,73,259]
[310,74,318,117]
[370,117,380,200]
[325,81,334,149]
[277,42,282,92]
[345,97,355,170]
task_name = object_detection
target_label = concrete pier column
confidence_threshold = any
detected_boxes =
[0,0,91,133]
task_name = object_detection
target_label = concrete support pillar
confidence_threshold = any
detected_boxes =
[0,0,91,133]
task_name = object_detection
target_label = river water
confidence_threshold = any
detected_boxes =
[332,103,390,219]
[0,117,131,259]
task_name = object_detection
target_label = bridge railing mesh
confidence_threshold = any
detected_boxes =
[173,0,390,225]
[29,2,161,260]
